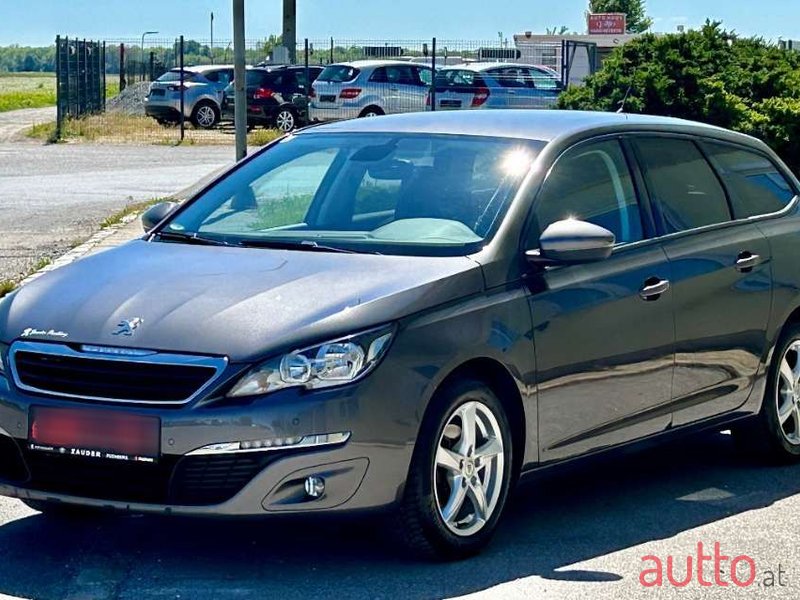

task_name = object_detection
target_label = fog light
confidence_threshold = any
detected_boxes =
[304,475,325,499]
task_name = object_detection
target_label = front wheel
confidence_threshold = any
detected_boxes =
[735,323,800,461]
[396,379,513,560]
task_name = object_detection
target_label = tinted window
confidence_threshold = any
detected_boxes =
[531,140,643,245]
[245,70,270,86]
[435,70,484,90]
[317,65,360,82]
[635,137,731,234]
[488,67,532,89]
[156,70,198,83]
[703,142,795,218]
[530,67,559,90]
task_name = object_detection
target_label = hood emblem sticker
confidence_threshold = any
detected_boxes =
[20,328,69,339]
[112,317,144,337]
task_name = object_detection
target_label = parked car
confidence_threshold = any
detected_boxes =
[145,65,234,129]
[309,60,433,122]
[222,65,323,132]
[429,63,563,111]
[2,110,800,561]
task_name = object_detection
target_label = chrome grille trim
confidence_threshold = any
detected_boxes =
[8,340,228,405]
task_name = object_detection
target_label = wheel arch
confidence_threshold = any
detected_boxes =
[424,357,527,481]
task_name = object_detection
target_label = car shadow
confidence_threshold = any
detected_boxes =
[0,430,798,599]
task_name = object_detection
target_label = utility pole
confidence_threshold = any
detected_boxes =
[283,0,297,63]
[210,12,215,63]
[233,0,247,161]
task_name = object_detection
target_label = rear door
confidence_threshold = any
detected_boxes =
[631,135,773,425]
[528,138,675,462]
[374,65,427,114]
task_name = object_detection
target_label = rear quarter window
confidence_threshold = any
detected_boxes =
[702,142,796,218]
[317,65,360,82]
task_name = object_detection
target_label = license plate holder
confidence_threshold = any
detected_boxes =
[29,406,160,463]
[320,94,337,103]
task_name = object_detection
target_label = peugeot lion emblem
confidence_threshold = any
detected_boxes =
[112,317,144,337]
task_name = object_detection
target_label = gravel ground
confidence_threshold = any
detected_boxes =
[0,136,233,282]
[0,431,798,599]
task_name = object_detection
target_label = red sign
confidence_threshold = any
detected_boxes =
[588,13,627,35]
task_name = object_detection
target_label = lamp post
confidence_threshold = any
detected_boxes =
[141,30,158,81]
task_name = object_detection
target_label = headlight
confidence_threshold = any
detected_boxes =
[227,326,394,398]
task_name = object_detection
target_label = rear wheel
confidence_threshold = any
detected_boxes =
[396,379,513,560]
[734,323,800,461]
[359,106,384,118]
[191,101,220,129]
[274,107,298,132]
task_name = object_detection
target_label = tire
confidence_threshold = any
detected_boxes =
[396,378,513,560]
[359,106,384,118]
[21,498,107,518]
[190,101,220,129]
[274,107,298,133]
[734,322,800,462]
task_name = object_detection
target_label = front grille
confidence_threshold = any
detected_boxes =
[5,445,282,506]
[10,342,226,405]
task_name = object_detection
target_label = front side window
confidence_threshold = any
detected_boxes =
[635,137,731,234]
[163,133,544,256]
[703,142,796,218]
[530,139,643,246]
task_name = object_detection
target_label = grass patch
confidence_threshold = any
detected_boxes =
[0,257,52,299]
[26,112,284,146]
[0,72,55,112]
[100,198,164,229]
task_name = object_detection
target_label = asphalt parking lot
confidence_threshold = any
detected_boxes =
[0,109,233,281]
[0,430,797,600]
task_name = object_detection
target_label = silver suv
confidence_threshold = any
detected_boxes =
[309,60,433,122]
[145,65,234,129]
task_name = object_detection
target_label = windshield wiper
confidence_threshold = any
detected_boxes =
[238,239,377,254]
[155,231,236,247]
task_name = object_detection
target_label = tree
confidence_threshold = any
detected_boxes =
[558,21,800,174]
[546,26,571,35]
[589,0,653,34]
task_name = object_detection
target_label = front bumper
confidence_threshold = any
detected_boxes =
[0,368,415,516]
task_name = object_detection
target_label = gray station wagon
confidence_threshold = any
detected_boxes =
[1,110,799,560]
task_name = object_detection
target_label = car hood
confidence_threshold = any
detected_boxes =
[0,240,484,362]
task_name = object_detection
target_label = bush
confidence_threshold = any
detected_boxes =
[558,21,800,174]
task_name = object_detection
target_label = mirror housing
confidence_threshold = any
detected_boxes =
[527,219,615,265]
[141,201,179,233]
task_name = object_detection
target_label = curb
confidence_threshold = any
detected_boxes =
[18,212,142,288]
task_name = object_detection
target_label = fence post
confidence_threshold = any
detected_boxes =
[330,37,334,64]
[149,51,155,81]
[64,37,71,119]
[304,38,310,112]
[102,42,107,109]
[179,35,185,141]
[55,36,62,139]
[430,37,436,112]
[119,44,126,91]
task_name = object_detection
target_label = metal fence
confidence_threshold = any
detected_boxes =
[54,35,598,146]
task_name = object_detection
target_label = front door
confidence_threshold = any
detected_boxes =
[527,138,675,462]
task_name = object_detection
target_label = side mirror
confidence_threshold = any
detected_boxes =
[527,219,615,265]
[141,201,179,233]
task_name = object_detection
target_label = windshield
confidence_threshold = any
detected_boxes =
[157,70,199,83]
[161,133,544,256]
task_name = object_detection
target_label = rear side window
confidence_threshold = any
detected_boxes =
[635,138,731,234]
[317,65,360,82]
[703,142,795,218]
[530,139,643,246]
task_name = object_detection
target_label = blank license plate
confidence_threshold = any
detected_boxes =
[320,94,337,103]
[29,406,160,463]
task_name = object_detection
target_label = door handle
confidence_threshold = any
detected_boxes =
[735,252,762,273]
[640,277,670,301]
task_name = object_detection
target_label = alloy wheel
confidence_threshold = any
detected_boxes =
[433,400,505,537]
[196,105,217,128]
[776,340,800,445]
[276,110,296,132]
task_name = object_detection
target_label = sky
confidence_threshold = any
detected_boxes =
[0,0,796,47]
